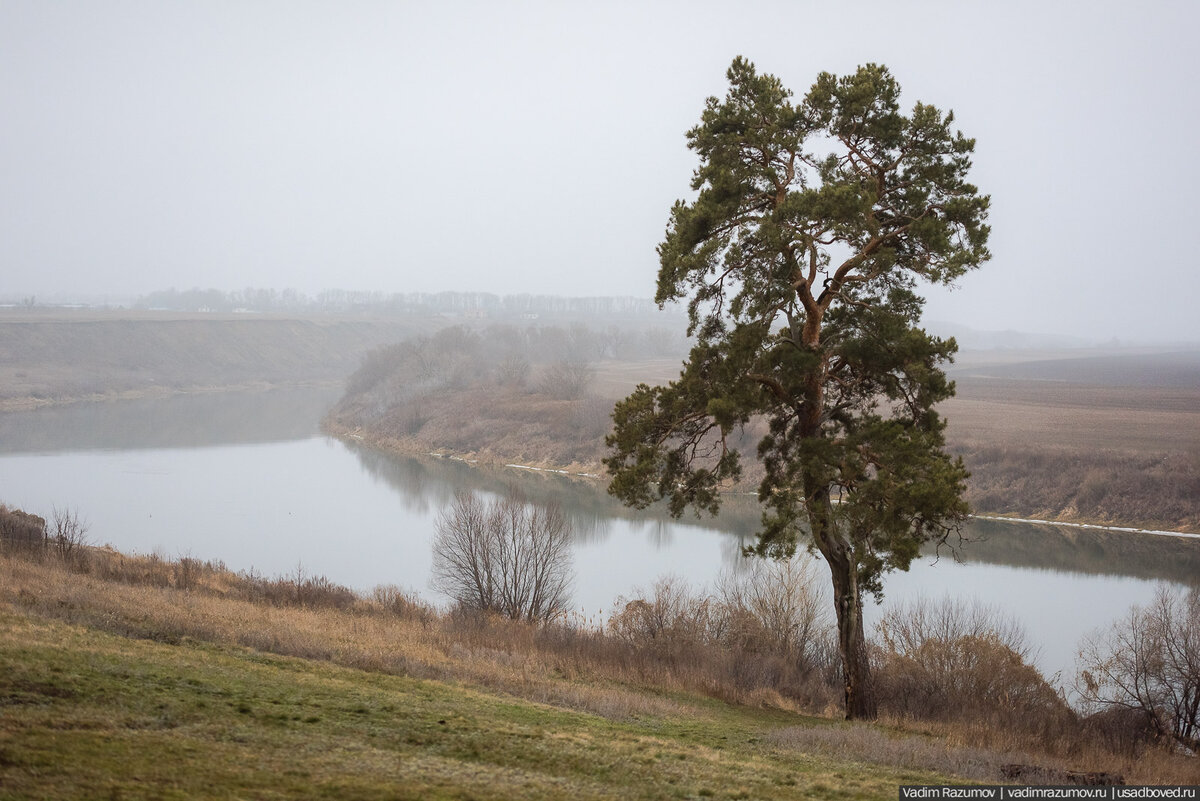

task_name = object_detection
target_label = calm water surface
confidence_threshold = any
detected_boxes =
[2,388,1196,680]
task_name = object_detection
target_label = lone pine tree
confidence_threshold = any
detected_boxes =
[605,57,989,719]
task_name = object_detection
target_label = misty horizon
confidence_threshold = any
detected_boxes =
[3,1,1198,343]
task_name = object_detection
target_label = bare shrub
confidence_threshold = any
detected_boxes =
[877,595,1030,660]
[875,597,1070,731]
[715,554,827,664]
[173,555,200,591]
[608,575,713,648]
[92,549,172,588]
[431,490,574,624]
[1076,585,1200,754]
[606,572,839,710]
[495,355,530,389]
[1081,705,1161,758]
[537,360,595,400]
[50,506,89,568]
[242,562,360,610]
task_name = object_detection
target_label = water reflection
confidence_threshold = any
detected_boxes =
[343,440,767,554]
[338,442,1200,676]
[344,439,1200,586]
[945,518,1200,586]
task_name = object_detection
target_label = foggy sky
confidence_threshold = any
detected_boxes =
[2,1,1197,342]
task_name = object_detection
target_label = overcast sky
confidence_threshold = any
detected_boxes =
[2,1,1197,341]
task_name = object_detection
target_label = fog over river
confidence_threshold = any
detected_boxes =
[1,387,1196,682]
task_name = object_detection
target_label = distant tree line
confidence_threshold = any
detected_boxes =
[135,287,677,319]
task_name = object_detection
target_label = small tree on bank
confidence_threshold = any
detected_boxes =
[604,58,989,719]
[431,490,574,624]
[1077,586,1200,754]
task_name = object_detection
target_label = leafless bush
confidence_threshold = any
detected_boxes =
[431,490,574,624]
[608,575,714,647]
[875,597,1070,730]
[1076,585,1200,754]
[50,506,89,568]
[877,596,1031,661]
[1081,705,1161,758]
[91,549,172,588]
[235,565,359,610]
[606,569,840,709]
[715,554,827,664]
[495,354,530,389]
[537,360,595,400]
[173,555,200,591]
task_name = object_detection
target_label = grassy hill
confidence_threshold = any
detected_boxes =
[8,613,897,800]
[3,542,1197,797]
[0,556,965,801]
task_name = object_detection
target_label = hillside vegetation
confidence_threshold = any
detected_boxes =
[0,310,430,410]
[3,532,1197,796]
[323,324,688,472]
[328,328,1200,531]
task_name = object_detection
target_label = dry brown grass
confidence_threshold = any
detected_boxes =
[768,716,1200,786]
[955,445,1200,530]
[5,542,1200,784]
[0,546,737,721]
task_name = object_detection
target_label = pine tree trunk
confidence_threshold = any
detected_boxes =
[827,547,877,720]
[807,489,878,720]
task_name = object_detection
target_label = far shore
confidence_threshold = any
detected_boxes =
[0,379,343,413]
[323,422,1200,538]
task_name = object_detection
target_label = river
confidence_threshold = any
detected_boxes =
[1,387,1196,681]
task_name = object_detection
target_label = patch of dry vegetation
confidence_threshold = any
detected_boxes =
[955,445,1200,530]
[324,324,686,472]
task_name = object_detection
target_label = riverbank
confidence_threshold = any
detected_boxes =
[325,419,1200,536]
[325,333,1200,534]
[4,543,1197,794]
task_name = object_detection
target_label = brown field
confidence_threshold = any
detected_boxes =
[591,358,682,398]
[593,350,1200,457]
[944,382,1200,455]
[586,348,1200,531]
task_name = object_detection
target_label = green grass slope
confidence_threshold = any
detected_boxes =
[0,610,947,800]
